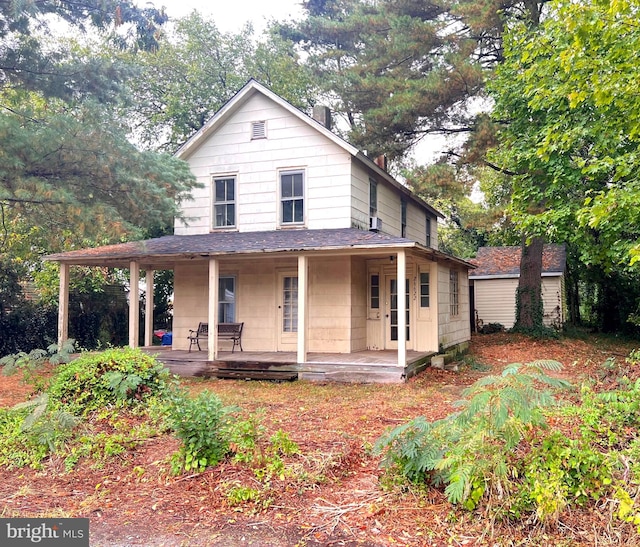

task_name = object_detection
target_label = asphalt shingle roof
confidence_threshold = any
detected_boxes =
[45,228,416,265]
[469,244,566,278]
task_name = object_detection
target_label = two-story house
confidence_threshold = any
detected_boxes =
[47,80,473,382]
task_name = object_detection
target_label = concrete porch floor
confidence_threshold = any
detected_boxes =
[142,346,435,383]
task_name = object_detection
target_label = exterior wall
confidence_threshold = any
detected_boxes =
[473,275,565,329]
[413,258,439,352]
[349,160,437,247]
[437,264,471,350]
[364,255,440,353]
[307,256,352,353]
[542,276,564,327]
[175,93,353,235]
[172,255,360,354]
[474,278,519,329]
[350,257,368,352]
[406,202,439,250]
[173,258,292,352]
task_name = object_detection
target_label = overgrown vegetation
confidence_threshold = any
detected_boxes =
[376,353,640,527]
[0,347,172,469]
[0,344,304,503]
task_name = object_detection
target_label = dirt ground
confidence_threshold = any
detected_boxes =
[0,332,638,546]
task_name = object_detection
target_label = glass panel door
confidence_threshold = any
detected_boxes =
[389,278,410,342]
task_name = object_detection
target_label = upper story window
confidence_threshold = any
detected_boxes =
[450,269,459,316]
[401,198,407,238]
[426,217,432,247]
[369,178,377,217]
[251,120,266,139]
[280,170,304,225]
[213,176,236,228]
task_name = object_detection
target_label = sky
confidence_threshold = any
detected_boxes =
[157,0,305,33]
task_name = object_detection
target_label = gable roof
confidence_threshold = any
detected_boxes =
[175,79,443,219]
[44,228,475,270]
[469,244,566,279]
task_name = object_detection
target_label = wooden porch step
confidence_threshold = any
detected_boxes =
[209,368,298,382]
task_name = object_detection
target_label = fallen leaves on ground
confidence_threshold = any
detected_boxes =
[0,332,638,546]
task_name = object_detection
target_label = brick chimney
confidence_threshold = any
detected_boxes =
[374,155,387,171]
[312,105,331,130]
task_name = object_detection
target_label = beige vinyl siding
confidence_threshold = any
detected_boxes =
[172,263,209,350]
[405,201,425,244]
[308,256,352,353]
[413,259,438,352]
[542,276,564,327]
[349,161,404,236]
[349,161,370,231]
[350,257,368,351]
[473,275,564,329]
[438,264,471,349]
[175,93,353,235]
[173,255,364,354]
[474,278,518,329]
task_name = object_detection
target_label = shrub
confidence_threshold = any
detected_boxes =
[166,389,236,474]
[518,431,614,522]
[47,347,171,415]
[375,360,570,510]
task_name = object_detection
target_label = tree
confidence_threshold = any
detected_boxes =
[122,12,318,152]
[489,0,640,331]
[0,1,198,247]
[284,0,552,330]
[279,0,546,163]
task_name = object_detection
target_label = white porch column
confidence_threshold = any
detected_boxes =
[129,261,140,348]
[144,269,155,347]
[397,249,407,367]
[57,263,69,348]
[297,255,308,364]
[208,258,219,361]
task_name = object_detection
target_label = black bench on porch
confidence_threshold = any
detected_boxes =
[187,322,244,353]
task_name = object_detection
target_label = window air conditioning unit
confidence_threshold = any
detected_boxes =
[369,216,382,231]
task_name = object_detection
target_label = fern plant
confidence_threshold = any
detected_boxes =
[0,339,76,389]
[375,360,571,510]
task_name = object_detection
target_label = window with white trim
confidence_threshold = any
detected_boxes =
[280,170,304,225]
[369,178,378,217]
[213,177,235,228]
[420,271,430,308]
[425,217,432,247]
[370,273,380,309]
[401,198,407,238]
[282,276,298,332]
[449,269,459,316]
[218,276,236,323]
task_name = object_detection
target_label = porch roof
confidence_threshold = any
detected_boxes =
[44,228,475,269]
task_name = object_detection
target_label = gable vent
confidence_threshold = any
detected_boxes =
[251,120,266,139]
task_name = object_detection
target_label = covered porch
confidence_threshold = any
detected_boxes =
[144,346,435,383]
[45,228,472,383]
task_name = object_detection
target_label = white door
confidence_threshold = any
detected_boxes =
[277,272,298,351]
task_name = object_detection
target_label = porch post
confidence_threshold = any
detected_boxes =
[57,263,69,348]
[144,269,155,347]
[297,254,308,364]
[397,249,407,367]
[208,258,219,361]
[129,261,140,348]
